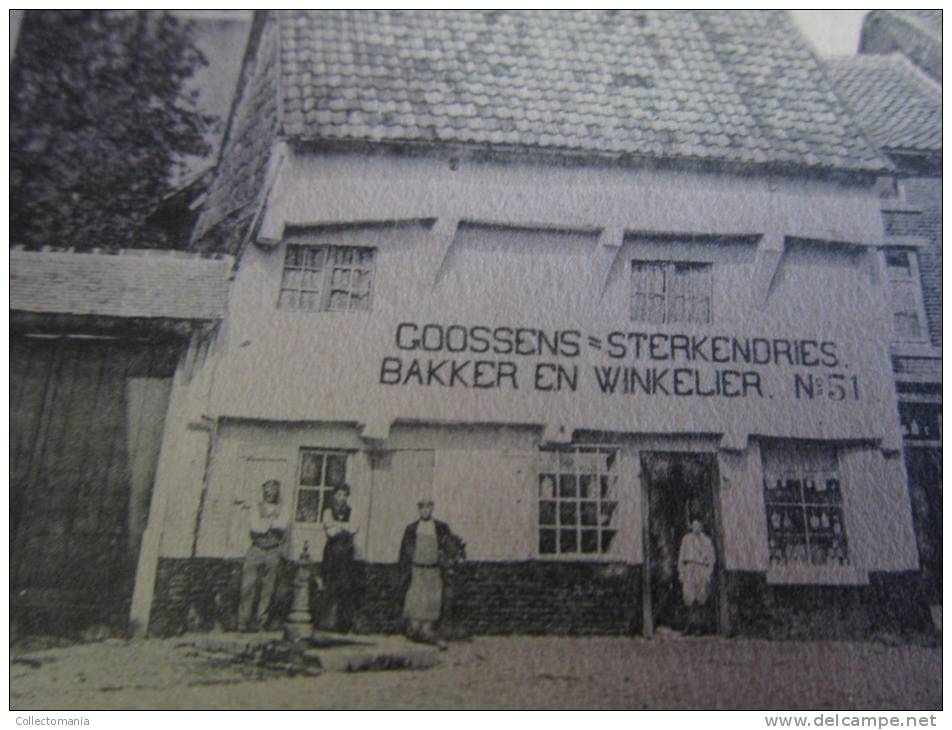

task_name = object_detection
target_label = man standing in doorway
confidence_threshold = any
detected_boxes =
[399,497,465,649]
[237,479,291,632]
[677,518,716,635]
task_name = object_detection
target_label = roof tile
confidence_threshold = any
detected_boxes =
[275,10,887,173]
[826,54,941,153]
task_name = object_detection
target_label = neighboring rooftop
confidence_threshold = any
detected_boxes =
[860,9,942,82]
[194,10,891,251]
[10,249,232,321]
[826,54,941,155]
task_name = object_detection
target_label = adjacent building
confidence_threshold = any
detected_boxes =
[132,10,932,639]
[827,29,942,614]
[10,247,231,633]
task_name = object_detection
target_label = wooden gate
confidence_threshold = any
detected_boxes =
[11,334,178,633]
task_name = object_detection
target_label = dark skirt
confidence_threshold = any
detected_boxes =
[320,535,360,631]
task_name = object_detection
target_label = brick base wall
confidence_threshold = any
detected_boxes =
[148,558,641,637]
[148,558,931,640]
[725,571,933,640]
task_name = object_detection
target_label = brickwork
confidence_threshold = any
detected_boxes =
[149,558,931,639]
[149,557,641,637]
[726,571,933,640]
[883,176,941,348]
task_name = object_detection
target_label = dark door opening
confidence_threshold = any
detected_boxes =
[905,446,942,605]
[641,451,723,636]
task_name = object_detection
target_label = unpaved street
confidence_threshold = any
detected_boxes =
[10,635,941,710]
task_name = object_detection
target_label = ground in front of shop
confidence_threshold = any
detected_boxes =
[10,632,941,710]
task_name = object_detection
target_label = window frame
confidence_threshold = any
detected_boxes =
[278,243,377,313]
[536,444,621,559]
[882,247,929,344]
[762,443,850,571]
[293,448,350,525]
[630,259,713,325]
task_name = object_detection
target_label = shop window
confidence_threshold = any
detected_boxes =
[762,443,848,567]
[631,260,712,324]
[899,401,942,442]
[278,244,375,312]
[883,249,927,342]
[537,445,619,556]
[295,449,348,523]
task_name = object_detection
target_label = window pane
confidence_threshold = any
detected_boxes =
[328,291,350,310]
[559,502,578,527]
[325,454,347,487]
[579,474,594,499]
[580,501,598,526]
[332,268,351,288]
[559,529,577,553]
[764,475,802,503]
[295,488,322,523]
[281,269,303,290]
[600,501,617,526]
[539,501,556,526]
[302,269,323,290]
[298,291,321,312]
[580,529,599,553]
[884,250,911,278]
[304,247,325,269]
[300,452,324,486]
[539,529,557,554]
[539,474,556,499]
[278,290,300,310]
[285,245,303,267]
[600,530,617,553]
[559,474,577,498]
[352,269,371,290]
[350,291,371,310]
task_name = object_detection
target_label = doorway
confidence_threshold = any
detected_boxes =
[640,451,724,637]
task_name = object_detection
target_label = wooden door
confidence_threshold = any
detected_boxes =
[10,335,176,632]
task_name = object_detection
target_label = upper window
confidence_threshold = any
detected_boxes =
[883,249,927,342]
[762,443,848,568]
[631,260,712,324]
[537,445,619,556]
[279,244,376,312]
[295,449,348,523]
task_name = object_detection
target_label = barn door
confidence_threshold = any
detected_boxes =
[10,335,175,633]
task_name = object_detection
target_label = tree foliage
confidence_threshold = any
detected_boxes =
[11,10,215,250]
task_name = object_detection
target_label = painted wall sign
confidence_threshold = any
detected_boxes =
[380,322,862,403]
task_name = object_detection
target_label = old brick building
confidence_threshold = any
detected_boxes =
[129,10,933,640]
[827,26,942,614]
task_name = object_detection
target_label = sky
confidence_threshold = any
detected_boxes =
[788,9,868,57]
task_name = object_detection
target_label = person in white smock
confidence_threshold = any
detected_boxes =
[677,519,716,635]
[398,497,464,649]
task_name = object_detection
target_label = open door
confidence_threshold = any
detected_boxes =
[641,451,725,637]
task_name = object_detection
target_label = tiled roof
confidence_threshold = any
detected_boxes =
[11,249,232,320]
[879,10,941,42]
[277,9,888,173]
[861,10,942,82]
[826,54,941,154]
[192,14,280,250]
